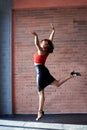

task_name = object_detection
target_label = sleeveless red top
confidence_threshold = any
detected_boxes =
[34,52,49,64]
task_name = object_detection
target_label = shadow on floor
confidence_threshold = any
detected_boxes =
[0,114,87,125]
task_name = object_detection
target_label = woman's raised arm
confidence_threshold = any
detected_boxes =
[30,31,42,52]
[49,24,55,41]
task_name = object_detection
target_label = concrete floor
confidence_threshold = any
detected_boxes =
[0,114,87,130]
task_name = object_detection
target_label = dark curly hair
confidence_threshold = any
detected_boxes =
[41,39,54,53]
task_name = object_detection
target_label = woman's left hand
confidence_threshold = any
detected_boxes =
[50,23,55,30]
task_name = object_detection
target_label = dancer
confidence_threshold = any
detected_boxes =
[30,24,81,120]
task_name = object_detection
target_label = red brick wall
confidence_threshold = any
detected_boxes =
[13,0,87,9]
[12,7,87,114]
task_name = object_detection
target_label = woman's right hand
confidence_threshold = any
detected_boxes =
[30,31,38,36]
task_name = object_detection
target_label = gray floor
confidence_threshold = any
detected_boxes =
[0,114,87,130]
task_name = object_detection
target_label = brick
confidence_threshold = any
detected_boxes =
[13,7,87,114]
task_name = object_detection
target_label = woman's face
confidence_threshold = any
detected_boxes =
[41,40,49,51]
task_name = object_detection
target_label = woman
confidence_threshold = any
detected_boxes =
[30,24,81,120]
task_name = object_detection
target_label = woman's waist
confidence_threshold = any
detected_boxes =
[34,63,48,73]
[34,63,45,66]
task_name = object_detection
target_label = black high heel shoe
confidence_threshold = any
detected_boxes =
[36,110,44,121]
[71,71,81,76]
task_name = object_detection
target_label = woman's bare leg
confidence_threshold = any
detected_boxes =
[51,74,74,87]
[36,90,45,120]
[36,72,81,120]
[38,90,45,111]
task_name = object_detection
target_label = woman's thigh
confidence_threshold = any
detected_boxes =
[50,80,59,87]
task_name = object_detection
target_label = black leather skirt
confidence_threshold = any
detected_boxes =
[35,65,55,91]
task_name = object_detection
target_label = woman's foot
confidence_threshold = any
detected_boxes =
[71,71,81,76]
[36,110,44,121]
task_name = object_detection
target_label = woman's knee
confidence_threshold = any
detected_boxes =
[38,90,44,95]
[39,91,45,100]
[38,90,45,97]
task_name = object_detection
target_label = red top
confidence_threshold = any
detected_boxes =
[34,52,49,64]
